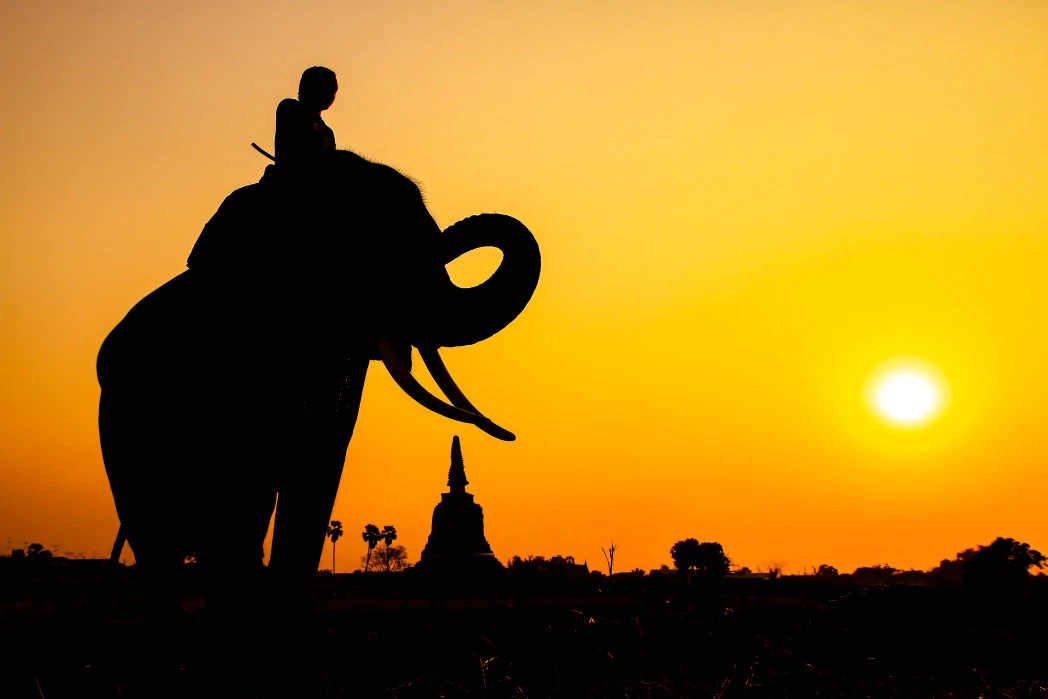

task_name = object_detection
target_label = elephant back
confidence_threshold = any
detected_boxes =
[97,271,204,392]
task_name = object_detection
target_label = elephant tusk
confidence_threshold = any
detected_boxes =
[376,336,515,441]
[417,346,519,441]
[418,345,520,440]
[417,346,480,414]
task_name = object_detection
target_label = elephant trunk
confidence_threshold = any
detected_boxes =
[372,213,539,442]
[426,214,541,349]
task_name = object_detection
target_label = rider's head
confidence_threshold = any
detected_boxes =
[299,66,338,112]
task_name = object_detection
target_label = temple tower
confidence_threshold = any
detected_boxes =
[415,436,504,575]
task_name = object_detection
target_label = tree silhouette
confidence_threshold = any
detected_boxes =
[671,539,701,575]
[372,543,410,572]
[361,524,382,573]
[327,520,343,574]
[764,561,786,580]
[26,543,52,559]
[964,537,1044,587]
[602,540,619,576]
[934,536,1046,591]
[670,539,731,582]
[363,525,398,572]
[816,564,839,577]
[852,564,899,585]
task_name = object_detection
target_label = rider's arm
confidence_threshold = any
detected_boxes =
[274,98,310,165]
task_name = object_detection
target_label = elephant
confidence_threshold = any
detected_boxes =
[97,150,540,630]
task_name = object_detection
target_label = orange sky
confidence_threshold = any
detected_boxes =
[1,1,1046,574]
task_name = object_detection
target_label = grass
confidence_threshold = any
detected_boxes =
[1,566,1046,698]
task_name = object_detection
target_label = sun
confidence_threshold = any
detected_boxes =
[864,357,949,428]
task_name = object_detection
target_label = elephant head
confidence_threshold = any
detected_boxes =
[171,149,541,442]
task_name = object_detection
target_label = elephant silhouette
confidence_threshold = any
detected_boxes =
[97,150,540,626]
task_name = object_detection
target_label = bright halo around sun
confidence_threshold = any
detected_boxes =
[864,357,950,428]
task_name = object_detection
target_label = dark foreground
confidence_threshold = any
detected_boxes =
[2,563,1046,698]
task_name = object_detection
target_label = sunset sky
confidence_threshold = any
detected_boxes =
[2,1,1046,574]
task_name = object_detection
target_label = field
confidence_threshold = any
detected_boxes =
[2,562,1046,698]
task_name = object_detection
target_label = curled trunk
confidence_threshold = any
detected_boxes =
[423,214,541,349]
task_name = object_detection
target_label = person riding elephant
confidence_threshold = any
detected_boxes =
[275,66,338,169]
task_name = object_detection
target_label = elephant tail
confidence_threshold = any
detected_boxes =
[109,524,126,566]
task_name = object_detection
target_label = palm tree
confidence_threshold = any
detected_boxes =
[327,520,343,573]
[377,526,398,572]
[361,524,382,572]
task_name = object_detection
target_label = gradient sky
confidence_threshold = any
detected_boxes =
[1,1,1046,574]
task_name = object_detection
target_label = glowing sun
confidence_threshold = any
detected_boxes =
[865,358,949,428]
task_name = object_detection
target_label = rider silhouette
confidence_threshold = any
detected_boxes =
[188,67,339,271]
[275,66,338,168]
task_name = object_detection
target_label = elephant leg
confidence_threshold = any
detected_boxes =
[127,532,183,646]
[198,486,276,625]
[191,388,280,627]
[268,355,369,590]
[190,450,277,693]
[100,389,188,642]
[262,356,368,693]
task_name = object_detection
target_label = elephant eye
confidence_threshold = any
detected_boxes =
[445,246,503,289]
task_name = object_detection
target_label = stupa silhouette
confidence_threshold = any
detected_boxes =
[415,436,504,575]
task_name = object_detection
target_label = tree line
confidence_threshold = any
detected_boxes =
[503,536,1045,590]
[5,532,1043,590]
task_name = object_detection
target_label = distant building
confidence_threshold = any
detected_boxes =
[414,436,504,576]
[508,555,590,579]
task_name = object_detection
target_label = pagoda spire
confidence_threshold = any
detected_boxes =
[448,435,469,493]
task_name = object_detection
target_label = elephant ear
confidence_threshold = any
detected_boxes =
[427,214,541,348]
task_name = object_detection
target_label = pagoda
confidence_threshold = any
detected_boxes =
[415,436,504,575]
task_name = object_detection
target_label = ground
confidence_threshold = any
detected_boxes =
[1,562,1046,698]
